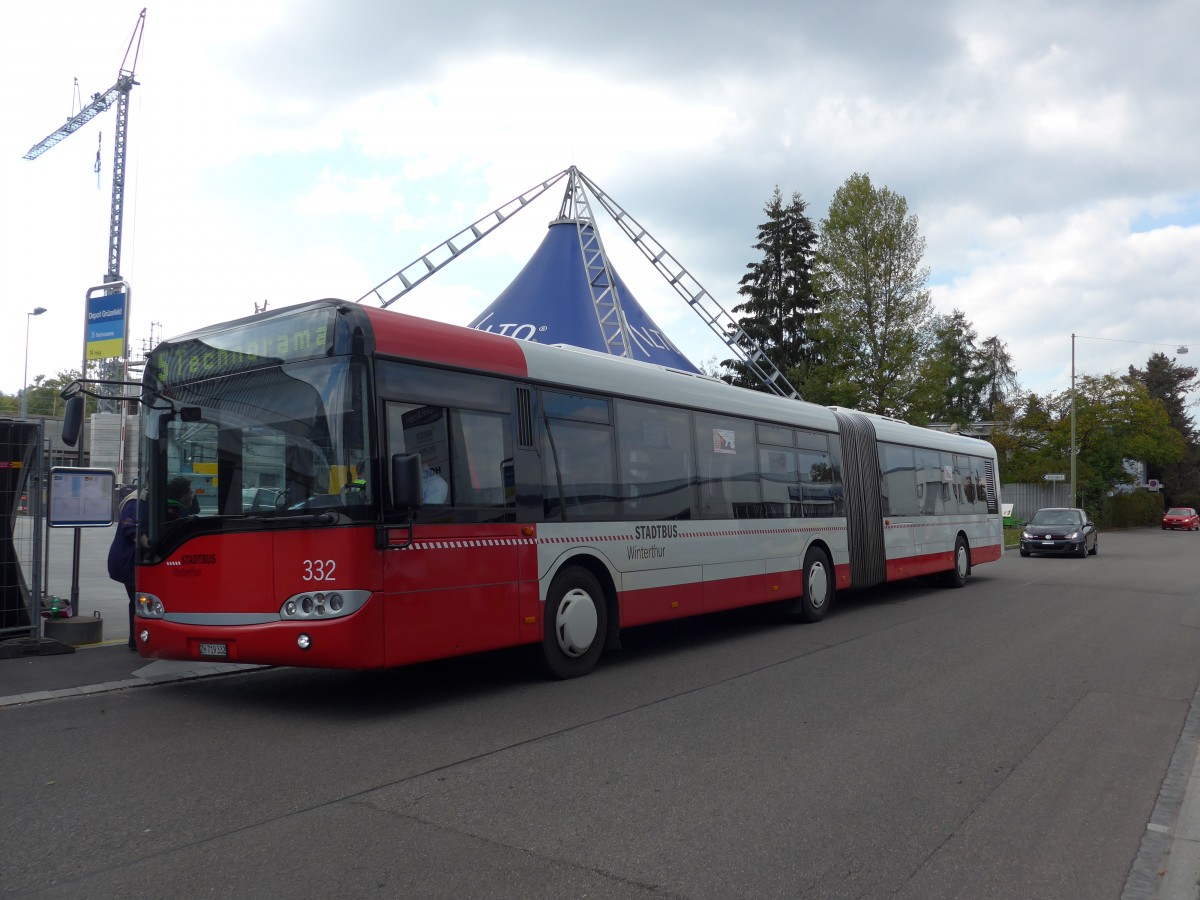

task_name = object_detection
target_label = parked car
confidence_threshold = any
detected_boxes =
[1161,507,1200,531]
[242,487,281,513]
[1019,507,1098,558]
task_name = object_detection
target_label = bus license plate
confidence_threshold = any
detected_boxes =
[199,642,228,658]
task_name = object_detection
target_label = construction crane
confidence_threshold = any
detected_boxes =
[24,7,147,286]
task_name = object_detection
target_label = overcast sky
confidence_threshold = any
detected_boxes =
[3,0,1198,411]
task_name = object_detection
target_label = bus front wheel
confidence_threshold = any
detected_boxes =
[541,567,607,679]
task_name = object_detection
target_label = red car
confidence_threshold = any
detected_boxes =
[1161,507,1200,530]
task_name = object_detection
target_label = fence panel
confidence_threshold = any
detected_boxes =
[1000,481,1074,524]
[1,418,45,643]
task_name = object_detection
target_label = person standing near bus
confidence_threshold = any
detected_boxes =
[107,490,143,650]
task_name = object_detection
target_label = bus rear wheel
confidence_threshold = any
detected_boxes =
[541,567,607,679]
[794,546,833,623]
[941,536,970,588]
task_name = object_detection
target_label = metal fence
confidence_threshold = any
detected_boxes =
[1,418,45,643]
[1000,481,1075,524]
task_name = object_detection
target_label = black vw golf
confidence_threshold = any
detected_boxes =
[1019,507,1098,558]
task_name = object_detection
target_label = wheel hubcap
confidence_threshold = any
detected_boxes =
[957,546,968,578]
[808,562,828,609]
[555,589,598,658]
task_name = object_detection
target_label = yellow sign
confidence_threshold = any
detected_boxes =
[87,338,125,360]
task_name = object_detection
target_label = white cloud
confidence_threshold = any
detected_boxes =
[2,0,1198,417]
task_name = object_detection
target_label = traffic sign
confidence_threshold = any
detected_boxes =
[1043,473,1066,481]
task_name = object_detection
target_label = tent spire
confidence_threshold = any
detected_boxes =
[561,166,633,360]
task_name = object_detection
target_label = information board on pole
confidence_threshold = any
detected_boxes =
[48,467,116,527]
[87,286,130,362]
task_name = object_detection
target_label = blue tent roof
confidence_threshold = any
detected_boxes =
[468,221,699,373]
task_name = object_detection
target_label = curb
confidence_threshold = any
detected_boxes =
[0,659,266,709]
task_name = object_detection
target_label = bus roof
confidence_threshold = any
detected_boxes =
[165,299,996,459]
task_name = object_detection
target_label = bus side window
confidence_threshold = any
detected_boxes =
[448,410,511,509]
[542,418,618,520]
[760,447,797,518]
[797,447,836,518]
[693,413,759,519]
[915,449,942,516]
[952,454,970,513]
[615,401,694,521]
[880,444,918,517]
[969,458,987,512]
[386,402,450,507]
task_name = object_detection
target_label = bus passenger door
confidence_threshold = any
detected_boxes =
[380,401,521,666]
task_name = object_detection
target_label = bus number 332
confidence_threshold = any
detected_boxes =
[302,560,337,582]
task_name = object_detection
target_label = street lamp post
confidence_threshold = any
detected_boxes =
[1070,333,1076,508]
[21,306,47,417]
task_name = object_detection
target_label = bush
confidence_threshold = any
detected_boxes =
[1102,490,1165,529]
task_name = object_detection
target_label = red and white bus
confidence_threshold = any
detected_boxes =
[131,299,1003,677]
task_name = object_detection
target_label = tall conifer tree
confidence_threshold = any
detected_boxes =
[725,187,818,390]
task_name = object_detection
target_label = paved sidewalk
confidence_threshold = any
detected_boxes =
[0,639,262,708]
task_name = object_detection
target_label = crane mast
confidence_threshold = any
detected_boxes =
[23,7,146,286]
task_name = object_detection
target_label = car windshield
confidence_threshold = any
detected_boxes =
[1166,508,1193,516]
[1029,509,1082,526]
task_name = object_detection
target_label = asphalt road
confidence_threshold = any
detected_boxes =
[3,529,1199,899]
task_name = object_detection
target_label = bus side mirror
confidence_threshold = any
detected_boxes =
[62,396,84,447]
[391,453,423,512]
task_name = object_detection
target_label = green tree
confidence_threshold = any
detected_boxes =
[1126,352,1196,437]
[990,377,1186,509]
[22,370,97,418]
[1072,373,1185,508]
[809,173,933,416]
[989,392,1059,483]
[976,336,1021,420]
[726,186,819,391]
[918,310,989,426]
[1127,351,1200,504]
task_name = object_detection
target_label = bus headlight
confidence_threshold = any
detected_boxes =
[136,593,165,618]
[279,590,370,621]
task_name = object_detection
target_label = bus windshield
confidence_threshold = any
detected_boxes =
[140,357,373,549]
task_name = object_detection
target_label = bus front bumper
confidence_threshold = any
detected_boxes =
[134,605,385,669]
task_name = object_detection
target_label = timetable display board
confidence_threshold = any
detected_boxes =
[48,467,116,527]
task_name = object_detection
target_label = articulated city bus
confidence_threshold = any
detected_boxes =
[130,299,1003,677]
